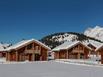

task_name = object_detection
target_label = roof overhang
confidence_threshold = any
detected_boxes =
[6,39,51,52]
[52,41,92,52]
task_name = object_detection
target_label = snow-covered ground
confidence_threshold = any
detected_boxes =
[0,61,103,77]
[0,58,6,63]
[55,59,103,67]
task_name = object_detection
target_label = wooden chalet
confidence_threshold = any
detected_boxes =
[95,45,103,64]
[5,39,51,61]
[0,43,10,58]
[86,41,103,57]
[86,42,102,55]
[52,41,92,59]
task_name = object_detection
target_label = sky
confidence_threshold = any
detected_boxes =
[0,0,103,43]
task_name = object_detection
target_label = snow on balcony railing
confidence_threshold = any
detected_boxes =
[25,49,41,54]
[34,50,41,54]
[25,50,35,54]
[55,59,101,65]
[72,49,84,53]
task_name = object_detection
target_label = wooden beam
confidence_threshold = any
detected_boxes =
[32,43,35,61]
[7,52,10,61]
[97,51,99,57]
[16,51,18,61]
[66,50,68,59]
[32,53,35,61]
[78,45,80,59]
[78,53,80,59]
[32,43,35,50]
[89,49,91,58]
[6,52,8,61]
[58,52,60,59]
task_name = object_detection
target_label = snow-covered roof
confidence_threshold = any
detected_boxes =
[52,41,92,51]
[3,39,51,51]
[95,44,103,51]
[84,40,103,48]
[0,43,10,51]
[0,44,4,49]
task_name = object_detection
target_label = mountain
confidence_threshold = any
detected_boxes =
[84,26,103,41]
[40,32,103,49]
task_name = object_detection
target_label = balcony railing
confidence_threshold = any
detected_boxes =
[72,49,84,53]
[25,49,41,54]
[34,50,41,54]
[25,50,34,54]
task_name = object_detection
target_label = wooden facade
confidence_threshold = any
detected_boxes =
[54,43,91,59]
[96,47,103,64]
[6,41,50,61]
[0,51,6,58]
[87,43,96,55]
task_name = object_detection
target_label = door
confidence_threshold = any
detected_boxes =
[35,54,40,61]
[29,54,32,61]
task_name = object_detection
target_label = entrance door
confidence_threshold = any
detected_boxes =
[80,53,84,59]
[29,54,32,61]
[35,54,40,61]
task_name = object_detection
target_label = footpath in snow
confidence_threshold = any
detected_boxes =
[0,58,48,64]
[55,59,103,67]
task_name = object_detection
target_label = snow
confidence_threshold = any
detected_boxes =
[0,58,6,63]
[52,41,91,51]
[0,43,10,51]
[55,59,101,65]
[6,39,51,51]
[47,28,103,49]
[84,40,103,49]
[52,33,77,42]
[84,26,103,41]
[0,44,5,51]
[89,55,101,61]
[95,44,103,51]
[0,61,103,77]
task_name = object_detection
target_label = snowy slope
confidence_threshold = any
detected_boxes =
[41,32,89,49]
[52,33,77,42]
[84,26,103,41]
[41,32,103,49]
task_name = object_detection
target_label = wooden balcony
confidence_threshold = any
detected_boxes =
[25,50,35,54]
[25,49,41,54]
[72,49,84,53]
[34,50,41,54]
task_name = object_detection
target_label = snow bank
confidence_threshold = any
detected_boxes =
[55,59,103,67]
